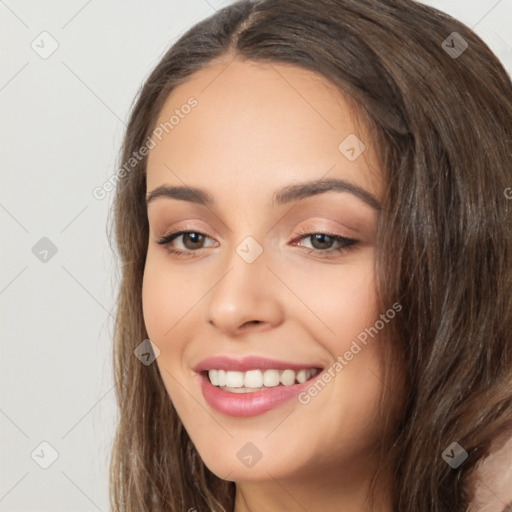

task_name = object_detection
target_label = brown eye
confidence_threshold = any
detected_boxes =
[292,230,359,257]
[180,232,205,250]
[156,230,216,256]
[309,233,336,250]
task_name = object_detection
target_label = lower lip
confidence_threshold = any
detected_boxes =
[199,372,320,417]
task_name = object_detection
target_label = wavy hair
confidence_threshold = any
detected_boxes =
[108,1,512,510]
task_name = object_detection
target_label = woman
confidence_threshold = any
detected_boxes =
[108,0,512,510]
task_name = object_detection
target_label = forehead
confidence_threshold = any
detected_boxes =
[146,58,383,203]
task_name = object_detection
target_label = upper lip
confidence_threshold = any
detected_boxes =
[194,355,324,373]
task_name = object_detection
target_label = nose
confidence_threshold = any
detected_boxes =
[203,244,285,337]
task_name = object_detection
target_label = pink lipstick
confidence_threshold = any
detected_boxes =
[195,356,323,417]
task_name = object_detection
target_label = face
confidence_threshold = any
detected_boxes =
[142,58,390,486]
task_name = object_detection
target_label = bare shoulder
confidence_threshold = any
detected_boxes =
[467,432,512,512]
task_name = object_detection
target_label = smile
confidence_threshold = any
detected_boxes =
[207,368,320,392]
[194,356,324,416]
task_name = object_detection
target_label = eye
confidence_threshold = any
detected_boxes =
[291,228,359,257]
[155,228,359,258]
[156,230,216,257]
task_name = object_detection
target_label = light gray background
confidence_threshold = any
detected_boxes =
[1,1,511,510]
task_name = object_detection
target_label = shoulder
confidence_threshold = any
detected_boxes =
[467,432,512,512]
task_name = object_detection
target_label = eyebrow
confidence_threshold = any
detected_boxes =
[145,178,381,211]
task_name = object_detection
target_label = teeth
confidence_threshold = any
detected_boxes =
[280,369,295,386]
[220,386,261,393]
[225,370,244,387]
[209,369,219,386]
[244,369,263,388]
[207,367,319,390]
[263,369,280,387]
[296,369,310,383]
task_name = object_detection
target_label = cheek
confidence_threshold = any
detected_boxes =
[141,257,192,405]
[141,252,194,340]
[334,268,378,344]
[277,253,378,344]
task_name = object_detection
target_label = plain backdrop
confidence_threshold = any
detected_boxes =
[1,1,511,510]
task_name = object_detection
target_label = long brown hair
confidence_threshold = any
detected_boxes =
[108,1,512,510]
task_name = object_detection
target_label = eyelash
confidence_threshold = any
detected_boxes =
[156,226,359,259]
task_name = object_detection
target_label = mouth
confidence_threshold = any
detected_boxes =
[202,367,321,393]
[194,356,325,417]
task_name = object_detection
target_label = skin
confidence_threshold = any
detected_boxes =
[142,57,394,512]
